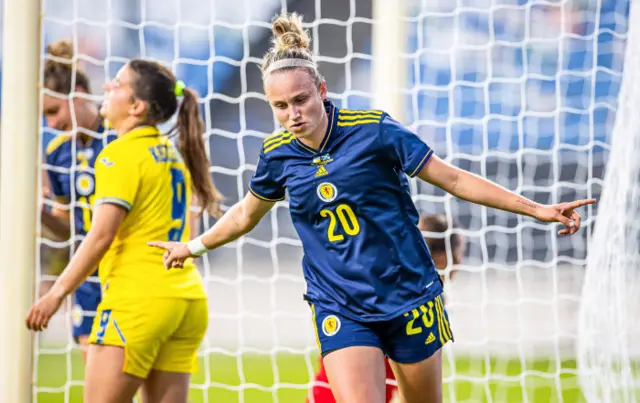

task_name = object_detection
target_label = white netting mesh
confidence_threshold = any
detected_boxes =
[576,1,640,402]
[33,0,630,402]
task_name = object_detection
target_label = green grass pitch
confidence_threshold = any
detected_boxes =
[35,349,585,402]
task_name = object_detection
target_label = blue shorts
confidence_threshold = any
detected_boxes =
[72,277,102,342]
[310,293,453,363]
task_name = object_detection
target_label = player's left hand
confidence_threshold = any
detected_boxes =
[147,241,192,269]
[535,199,596,236]
[25,288,65,332]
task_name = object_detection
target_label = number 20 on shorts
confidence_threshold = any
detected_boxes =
[404,296,453,345]
[320,204,360,242]
[404,301,435,336]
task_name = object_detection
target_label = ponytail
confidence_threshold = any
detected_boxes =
[127,59,224,218]
[177,89,223,218]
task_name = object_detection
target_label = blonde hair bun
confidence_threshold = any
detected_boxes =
[271,12,311,53]
[47,40,74,62]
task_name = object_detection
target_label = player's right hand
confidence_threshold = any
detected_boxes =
[535,198,596,236]
[25,288,65,332]
[147,241,192,269]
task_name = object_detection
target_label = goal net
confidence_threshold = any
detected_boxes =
[576,0,640,402]
[34,0,628,402]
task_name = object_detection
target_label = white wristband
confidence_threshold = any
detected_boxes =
[187,236,209,257]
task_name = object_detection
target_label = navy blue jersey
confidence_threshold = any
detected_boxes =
[46,124,115,236]
[250,101,442,321]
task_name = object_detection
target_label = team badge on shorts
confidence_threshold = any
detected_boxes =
[72,304,84,327]
[322,315,341,336]
[317,182,337,203]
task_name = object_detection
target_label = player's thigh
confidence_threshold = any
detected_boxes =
[323,346,387,403]
[153,298,208,375]
[388,349,442,403]
[87,298,188,380]
[84,344,143,403]
[139,370,190,403]
[382,294,453,403]
[76,335,90,362]
[310,304,387,403]
[76,335,90,346]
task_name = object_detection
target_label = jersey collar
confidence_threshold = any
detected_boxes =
[294,100,337,155]
[122,125,161,140]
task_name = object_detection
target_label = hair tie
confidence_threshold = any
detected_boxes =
[174,80,185,97]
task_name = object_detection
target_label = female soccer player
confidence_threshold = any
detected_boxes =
[307,213,465,403]
[26,59,222,403]
[149,12,595,403]
[40,40,115,355]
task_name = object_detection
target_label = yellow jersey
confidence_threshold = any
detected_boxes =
[94,126,206,302]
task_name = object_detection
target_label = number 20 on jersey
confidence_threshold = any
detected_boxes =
[316,182,360,242]
[320,204,360,242]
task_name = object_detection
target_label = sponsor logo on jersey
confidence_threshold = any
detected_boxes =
[315,165,328,177]
[99,157,114,167]
[322,315,341,337]
[317,182,337,203]
[425,332,436,345]
[312,153,333,177]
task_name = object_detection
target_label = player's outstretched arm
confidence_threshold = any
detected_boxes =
[417,155,596,236]
[148,191,276,269]
[25,204,126,331]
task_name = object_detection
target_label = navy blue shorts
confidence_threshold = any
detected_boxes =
[310,293,453,363]
[72,278,101,342]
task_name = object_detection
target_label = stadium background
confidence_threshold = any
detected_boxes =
[0,0,629,401]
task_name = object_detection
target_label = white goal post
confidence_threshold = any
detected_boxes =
[371,0,407,123]
[6,0,633,402]
[0,0,41,402]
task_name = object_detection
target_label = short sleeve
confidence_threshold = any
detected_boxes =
[94,145,139,211]
[249,150,286,202]
[378,114,434,177]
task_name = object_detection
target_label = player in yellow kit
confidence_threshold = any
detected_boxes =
[26,59,222,403]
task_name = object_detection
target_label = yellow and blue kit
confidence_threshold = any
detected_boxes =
[87,126,207,378]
